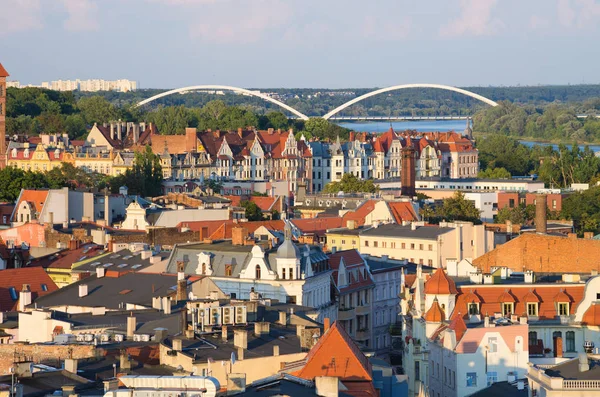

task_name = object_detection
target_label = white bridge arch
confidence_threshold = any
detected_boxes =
[322,83,498,120]
[136,85,310,120]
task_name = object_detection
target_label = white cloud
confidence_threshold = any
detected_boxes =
[60,0,99,31]
[439,0,503,37]
[0,0,43,37]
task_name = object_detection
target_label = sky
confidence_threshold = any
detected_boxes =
[1,0,600,89]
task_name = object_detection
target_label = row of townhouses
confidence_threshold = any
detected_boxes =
[3,120,477,193]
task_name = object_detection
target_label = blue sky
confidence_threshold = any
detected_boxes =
[1,0,600,88]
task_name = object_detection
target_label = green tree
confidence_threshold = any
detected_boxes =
[64,114,87,139]
[77,96,119,124]
[0,167,48,202]
[433,192,481,224]
[241,200,263,221]
[478,167,511,179]
[265,111,289,129]
[111,145,163,197]
[323,173,379,194]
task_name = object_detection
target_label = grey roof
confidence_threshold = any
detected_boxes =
[0,370,95,397]
[359,223,454,239]
[73,249,169,273]
[277,239,298,259]
[148,208,230,228]
[78,356,175,382]
[162,323,305,363]
[32,272,187,309]
[363,255,407,273]
[545,357,600,380]
[308,142,331,159]
[469,381,528,397]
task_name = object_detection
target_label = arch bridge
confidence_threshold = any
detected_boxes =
[136,83,499,120]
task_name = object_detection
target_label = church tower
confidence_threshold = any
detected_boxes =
[0,63,8,168]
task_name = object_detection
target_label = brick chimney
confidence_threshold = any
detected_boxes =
[401,146,416,197]
[232,226,249,246]
[185,128,197,152]
[535,193,547,234]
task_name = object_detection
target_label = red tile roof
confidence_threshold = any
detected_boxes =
[0,267,58,311]
[424,268,458,295]
[473,233,600,274]
[295,322,374,388]
[224,196,279,212]
[328,250,375,293]
[451,284,585,320]
[42,244,104,269]
[387,201,418,223]
[425,299,445,322]
[291,217,344,235]
[14,190,49,221]
[209,220,284,240]
[0,63,9,77]
[342,200,377,227]
[582,304,600,326]
[448,314,467,343]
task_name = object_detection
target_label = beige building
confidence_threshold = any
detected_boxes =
[358,221,494,268]
[527,354,600,396]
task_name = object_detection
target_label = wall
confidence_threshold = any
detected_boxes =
[0,343,99,374]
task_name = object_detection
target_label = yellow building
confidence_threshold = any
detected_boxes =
[326,227,361,252]
[7,143,67,172]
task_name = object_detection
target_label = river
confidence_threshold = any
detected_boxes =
[335,120,600,152]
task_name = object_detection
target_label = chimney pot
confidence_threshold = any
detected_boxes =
[535,193,547,234]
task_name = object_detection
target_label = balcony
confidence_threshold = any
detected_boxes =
[355,329,370,341]
[338,308,356,321]
[356,304,370,315]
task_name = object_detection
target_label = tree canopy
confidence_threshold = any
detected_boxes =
[108,146,163,197]
[420,192,482,224]
[323,173,379,194]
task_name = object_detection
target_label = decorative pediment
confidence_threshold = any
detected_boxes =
[196,252,213,275]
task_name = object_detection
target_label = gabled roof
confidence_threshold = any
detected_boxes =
[498,289,516,303]
[424,268,458,295]
[291,217,344,235]
[14,190,49,221]
[342,200,377,227]
[295,321,374,383]
[0,63,9,77]
[0,267,58,311]
[387,201,418,223]
[448,314,467,343]
[328,250,374,293]
[553,289,572,302]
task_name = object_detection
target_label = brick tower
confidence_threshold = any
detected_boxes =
[401,146,416,197]
[0,63,8,168]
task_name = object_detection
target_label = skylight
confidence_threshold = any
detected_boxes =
[8,287,17,300]
[103,263,114,268]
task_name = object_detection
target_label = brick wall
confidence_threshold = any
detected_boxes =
[111,227,200,248]
[0,344,99,374]
[45,228,94,249]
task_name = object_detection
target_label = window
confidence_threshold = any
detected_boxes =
[419,244,423,250]
[468,303,479,315]
[566,331,575,352]
[401,243,405,249]
[527,302,538,316]
[428,259,433,266]
[255,265,261,279]
[486,371,498,386]
[391,242,395,249]
[529,331,538,346]
[502,303,513,316]
[488,337,498,353]
[419,259,423,265]
[428,244,433,251]
[282,268,286,279]
[374,241,378,248]
[466,372,477,387]
[415,361,420,381]
[289,268,293,279]
[382,242,386,248]
[558,302,569,316]
[225,264,232,276]
[41,284,48,291]
[410,243,415,250]
[365,241,369,247]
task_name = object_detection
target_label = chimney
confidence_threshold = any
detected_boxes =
[268,128,274,135]
[222,325,228,341]
[185,128,197,152]
[273,345,279,356]
[64,358,78,374]
[127,316,136,337]
[133,124,140,144]
[172,338,182,351]
[401,146,416,197]
[19,284,32,311]
[535,193,547,234]
[554,336,563,358]
[96,267,105,278]
[484,315,490,327]
[315,376,339,397]
[163,297,172,314]
[234,329,248,349]
[411,222,417,231]
[177,279,187,302]
[237,347,244,361]
[110,123,115,140]
[232,226,248,246]
[584,232,594,239]
[62,385,76,397]
[254,321,270,337]
[349,131,355,142]
[152,296,162,310]
[78,284,88,298]
[324,318,331,332]
[278,311,287,326]
[524,270,535,283]
[579,353,590,372]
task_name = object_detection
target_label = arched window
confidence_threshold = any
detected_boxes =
[255,265,261,279]
[528,331,537,347]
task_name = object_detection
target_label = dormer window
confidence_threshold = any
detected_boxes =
[558,302,569,316]
[527,302,538,316]
[502,303,514,316]
[468,303,479,315]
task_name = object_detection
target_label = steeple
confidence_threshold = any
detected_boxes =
[464,117,473,140]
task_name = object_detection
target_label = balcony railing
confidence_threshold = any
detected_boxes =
[356,304,370,315]
[338,308,356,321]
[562,380,600,389]
[355,329,370,340]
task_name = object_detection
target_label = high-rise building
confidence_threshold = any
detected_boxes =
[0,63,8,168]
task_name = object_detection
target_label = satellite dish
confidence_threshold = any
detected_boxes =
[230,352,236,366]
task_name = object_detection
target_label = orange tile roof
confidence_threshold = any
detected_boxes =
[425,299,445,322]
[582,304,600,326]
[451,284,585,320]
[424,268,458,295]
[0,63,9,77]
[209,220,285,240]
[295,321,373,382]
[0,267,58,311]
[473,233,600,274]
[387,201,418,223]
[224,196,279,212]
[14,190,49,221]
[448,314,467,343]
[342,200,377,227]
[42,244,104,269]
[498,289,517,303]
[291,217,344,235]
